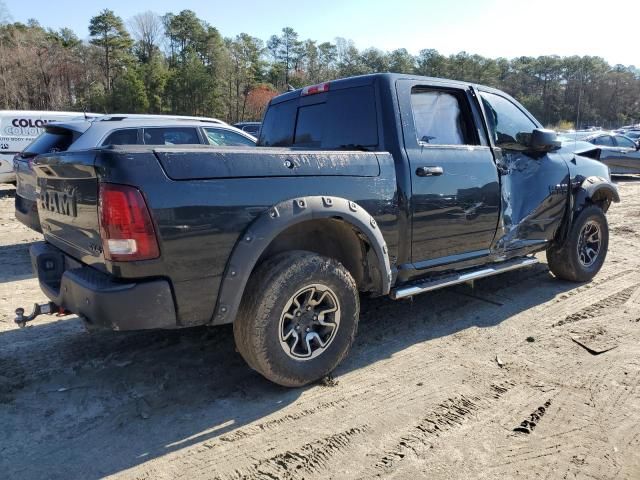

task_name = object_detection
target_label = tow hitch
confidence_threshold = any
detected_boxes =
[14,302,67,328]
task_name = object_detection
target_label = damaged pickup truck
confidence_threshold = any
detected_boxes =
[22,73,619,387]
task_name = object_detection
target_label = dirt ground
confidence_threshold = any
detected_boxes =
[0,179,639,480]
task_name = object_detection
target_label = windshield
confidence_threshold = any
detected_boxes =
[480,92,537,148]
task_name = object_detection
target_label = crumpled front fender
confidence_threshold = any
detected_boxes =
[574,176,620,214]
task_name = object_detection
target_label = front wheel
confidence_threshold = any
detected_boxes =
[547,205,609,282]
[234,251,359,387]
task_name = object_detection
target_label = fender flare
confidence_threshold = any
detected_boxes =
[210,196,392,325]
[573,176,620,214]
[555,176,620,246]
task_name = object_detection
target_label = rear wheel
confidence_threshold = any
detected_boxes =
[547,205,609,282]
[234,251,359,387]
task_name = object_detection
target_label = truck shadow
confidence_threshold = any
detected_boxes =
[0,186,16,199]
[0,260,582,479]
[612,174,640,183]
[0,241,39,283]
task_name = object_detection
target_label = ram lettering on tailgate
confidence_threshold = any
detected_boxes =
[40,188,77,217]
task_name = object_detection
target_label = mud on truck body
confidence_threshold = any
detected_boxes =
[21,73,619,386]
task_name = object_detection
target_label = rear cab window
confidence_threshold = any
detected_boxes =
[259,84,379,149]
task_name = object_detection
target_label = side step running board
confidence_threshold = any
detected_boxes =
[390,257,539,300]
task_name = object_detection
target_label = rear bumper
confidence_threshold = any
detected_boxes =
[15,194,42,232]
[30,243,178,330]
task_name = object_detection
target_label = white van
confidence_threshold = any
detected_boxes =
[0,110,96,183]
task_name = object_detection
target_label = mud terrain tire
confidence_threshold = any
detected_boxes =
[547,205,609,282]
[234,251,359,387]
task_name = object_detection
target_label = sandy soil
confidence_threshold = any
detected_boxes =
[0,179,639,480]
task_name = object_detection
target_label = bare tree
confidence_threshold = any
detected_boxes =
[0,0,11,25]
[129,11,163,62]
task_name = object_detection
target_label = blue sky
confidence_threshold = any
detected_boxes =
[2,0,638,66]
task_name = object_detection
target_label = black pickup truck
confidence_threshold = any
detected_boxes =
[24,73,619,387]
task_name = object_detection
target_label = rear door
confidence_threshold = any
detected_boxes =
[396,79,500,265]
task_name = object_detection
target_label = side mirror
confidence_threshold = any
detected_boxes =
[515,128,562,153]
[528,128,562,152]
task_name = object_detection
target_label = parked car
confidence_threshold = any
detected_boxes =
[14,117,256,232]
[21,73,618,387]
[623,130,640,144]
[585,132,640,174]
[233,121,261,136]
[0,110,99,184]
[560,128,604,141]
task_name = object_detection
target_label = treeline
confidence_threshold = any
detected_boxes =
[0,8,639,127]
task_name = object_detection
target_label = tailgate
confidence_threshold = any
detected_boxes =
[34,151,104,266]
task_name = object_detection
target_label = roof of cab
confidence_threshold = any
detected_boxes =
[267,72,538,127]
[269,73,478,105]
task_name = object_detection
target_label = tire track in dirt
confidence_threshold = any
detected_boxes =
[553,284,639,327]
[212,425,369,480]
[488,348,640,479]
[216,399,349,443]
[364,381,514,476]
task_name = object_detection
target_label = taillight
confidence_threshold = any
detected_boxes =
[98,183,159,262]
[301,82,330,96]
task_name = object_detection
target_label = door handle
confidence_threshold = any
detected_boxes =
[416,166,444,177]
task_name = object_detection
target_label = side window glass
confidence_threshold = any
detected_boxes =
[102,129,139,146]
[615,136,635,148]
[204,128,255,146]
[593,136,614,146]
[143,127,200,145]
[410,89,476,145]
[479,92,537,147]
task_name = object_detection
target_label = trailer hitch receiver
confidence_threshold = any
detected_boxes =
[15,302,62,328]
